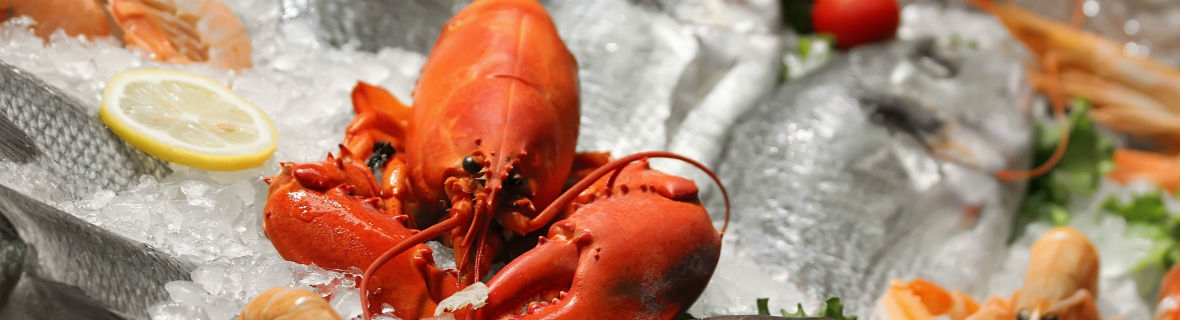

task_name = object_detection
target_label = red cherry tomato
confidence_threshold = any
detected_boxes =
[811,0,901,49]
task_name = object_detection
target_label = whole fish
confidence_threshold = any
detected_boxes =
[0,60,171,201]
[0,183,192,319]
[692,36,1035,317]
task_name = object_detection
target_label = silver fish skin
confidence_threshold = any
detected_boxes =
[0,184,192,319]
[692,37,1034,317]
[0,60,171,201]
[278,0,469,54]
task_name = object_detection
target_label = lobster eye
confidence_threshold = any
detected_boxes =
[509,174,525,186]
[463,155,482,174]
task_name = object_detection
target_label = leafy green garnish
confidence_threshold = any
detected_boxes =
[1011,98,1116,242]
[758,297,857,320]
[757,298,771,315]
[799,35,835,60]
[1014,96,1180,273]
[781,35,836,84]
[1102,191,1180,270]
[1103,192,1171,222]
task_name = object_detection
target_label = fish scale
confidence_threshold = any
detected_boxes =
[0,60,171,200]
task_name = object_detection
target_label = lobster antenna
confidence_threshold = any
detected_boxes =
[359,217,463,320]
[531,151,732,237]
[969,0,1075,181]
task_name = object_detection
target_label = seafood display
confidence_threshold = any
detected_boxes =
[4,0,1180,319]
[0,184,191,318]
[0,0,252,71]
[0,60,170,201]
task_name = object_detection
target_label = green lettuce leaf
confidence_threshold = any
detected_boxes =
[1102,191,1180,270]
[1013,97,1180,274]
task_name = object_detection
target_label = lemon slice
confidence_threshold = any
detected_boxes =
[100,69,278,171]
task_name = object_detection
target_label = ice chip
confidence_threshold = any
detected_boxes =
[193,265,229,295]
[165,281,212,308]
[86,189,116,209]
[329,287,364,319]
[427,241,456,271]
[149,302,210,320]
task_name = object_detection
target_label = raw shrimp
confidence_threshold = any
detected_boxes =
[975,0,1180,189]
[0,0,252,71]
[1108,148,1180,193]
[237,287,343,320]
[875,227,1120,320]
[973,0,1180,152]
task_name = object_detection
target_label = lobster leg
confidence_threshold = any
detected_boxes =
[344,82,412,166]
[475,154,728,319]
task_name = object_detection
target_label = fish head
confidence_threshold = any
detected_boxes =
[850,36,1035,174]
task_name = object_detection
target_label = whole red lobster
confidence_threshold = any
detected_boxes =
[259,0,729,319]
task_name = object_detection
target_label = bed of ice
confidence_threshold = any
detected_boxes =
[0,0,1173,319]
[0,0,424,318]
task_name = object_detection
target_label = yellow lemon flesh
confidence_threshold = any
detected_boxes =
[100,69,278,171]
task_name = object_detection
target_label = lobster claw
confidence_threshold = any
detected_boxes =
[476,160,723,319]
[263,156,458,319]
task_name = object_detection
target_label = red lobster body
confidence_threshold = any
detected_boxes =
[260,0,727,319]
[406,0,581,282]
